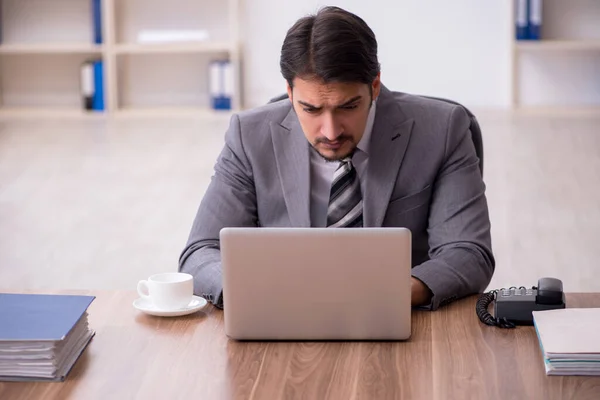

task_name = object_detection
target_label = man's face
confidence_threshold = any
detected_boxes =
[287,75,381,161]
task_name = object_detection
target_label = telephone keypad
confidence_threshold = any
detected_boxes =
[500,288,535,298]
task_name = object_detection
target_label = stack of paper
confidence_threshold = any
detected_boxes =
[0,293,95,382]
[533,308,600,376]
[137,30,209,43]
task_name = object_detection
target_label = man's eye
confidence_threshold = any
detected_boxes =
[341,104,358,110]
[303,108,318,114]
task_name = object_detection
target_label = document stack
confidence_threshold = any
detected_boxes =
[0,293,95,382]
[533,308,600,376]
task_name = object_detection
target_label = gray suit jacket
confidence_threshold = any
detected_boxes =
[179,85,495,310]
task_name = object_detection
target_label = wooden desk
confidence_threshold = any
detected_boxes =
[1,291,600,400]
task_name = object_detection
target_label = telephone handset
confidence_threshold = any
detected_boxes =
[476,277,566,328]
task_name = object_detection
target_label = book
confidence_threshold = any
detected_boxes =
[0,293,95,382]
[533,308,600,376]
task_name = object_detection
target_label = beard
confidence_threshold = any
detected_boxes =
[312,135,357,162]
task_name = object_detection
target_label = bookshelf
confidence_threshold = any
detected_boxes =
[0,0,241,118]
[0,44,104,54]
[114,42,232,55]
[511,0,600,111]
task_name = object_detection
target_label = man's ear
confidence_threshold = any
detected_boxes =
[286,83,293,103]
[371,73,381,101]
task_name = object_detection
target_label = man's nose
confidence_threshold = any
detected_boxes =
[320,113,343,141]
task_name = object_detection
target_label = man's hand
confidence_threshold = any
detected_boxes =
[411,277,433,306]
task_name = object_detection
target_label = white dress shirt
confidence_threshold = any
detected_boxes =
[309,101,377,227]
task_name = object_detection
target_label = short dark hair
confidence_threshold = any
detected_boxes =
[280,6,380,88]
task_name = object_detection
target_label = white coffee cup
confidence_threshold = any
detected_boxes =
[137,272,194,310]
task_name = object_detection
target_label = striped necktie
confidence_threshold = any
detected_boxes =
[327,157,363,227]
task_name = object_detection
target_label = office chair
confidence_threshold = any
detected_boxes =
[268,93,484,177]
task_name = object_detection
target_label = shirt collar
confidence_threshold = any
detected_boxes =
[356,100,377,156]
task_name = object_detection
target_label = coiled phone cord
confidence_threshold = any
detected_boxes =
[476,290,517,329]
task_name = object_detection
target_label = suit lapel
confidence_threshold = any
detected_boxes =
[364,87,415,227]
[270,109,311,227]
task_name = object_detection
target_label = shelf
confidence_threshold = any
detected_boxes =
[516,40,600,52]
[114,0,233,44]
[0,108,106,119]
[115,107,235,119]
[0,43,104,55]
[114,42,232,55]
[0,0,242,116]
[0,107,237,120]
[1,0,99,45]
[514,105,600,116]
[511,0,600,108]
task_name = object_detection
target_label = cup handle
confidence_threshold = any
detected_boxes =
[137,280,151,300]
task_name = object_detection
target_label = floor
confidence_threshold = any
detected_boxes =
[1,110,599,295]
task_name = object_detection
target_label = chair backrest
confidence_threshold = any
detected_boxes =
[267,94,484,176]
[418,96,484,177]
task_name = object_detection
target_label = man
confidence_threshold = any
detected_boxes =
[179,6,494,310]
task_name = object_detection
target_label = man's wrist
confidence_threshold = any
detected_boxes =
[411,277,433,306]
[216,291,224,309]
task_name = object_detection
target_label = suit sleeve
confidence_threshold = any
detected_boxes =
[178,114,258,308]
[411,105,495,310]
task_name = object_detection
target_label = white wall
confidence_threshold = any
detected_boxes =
[240,0,513,109]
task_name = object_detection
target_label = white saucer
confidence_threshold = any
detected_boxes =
[133,295,208,317]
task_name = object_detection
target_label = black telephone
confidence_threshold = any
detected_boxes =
[476,277,566,328]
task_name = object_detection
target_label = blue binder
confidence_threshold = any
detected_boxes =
[81,61,94,110]
[92,0,102,44]
[92,60,105,111]
[528,0,543,40]
[515,0,528,40]
[209,60,233,110]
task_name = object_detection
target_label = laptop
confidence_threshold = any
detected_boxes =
[220,227,412,341]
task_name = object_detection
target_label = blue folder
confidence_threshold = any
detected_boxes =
[92,0,102,44]
[92,60,105,111]
[516,0,528,40]
[528,0,543,40]
[0,293,95,341]
[210,60,233,110]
